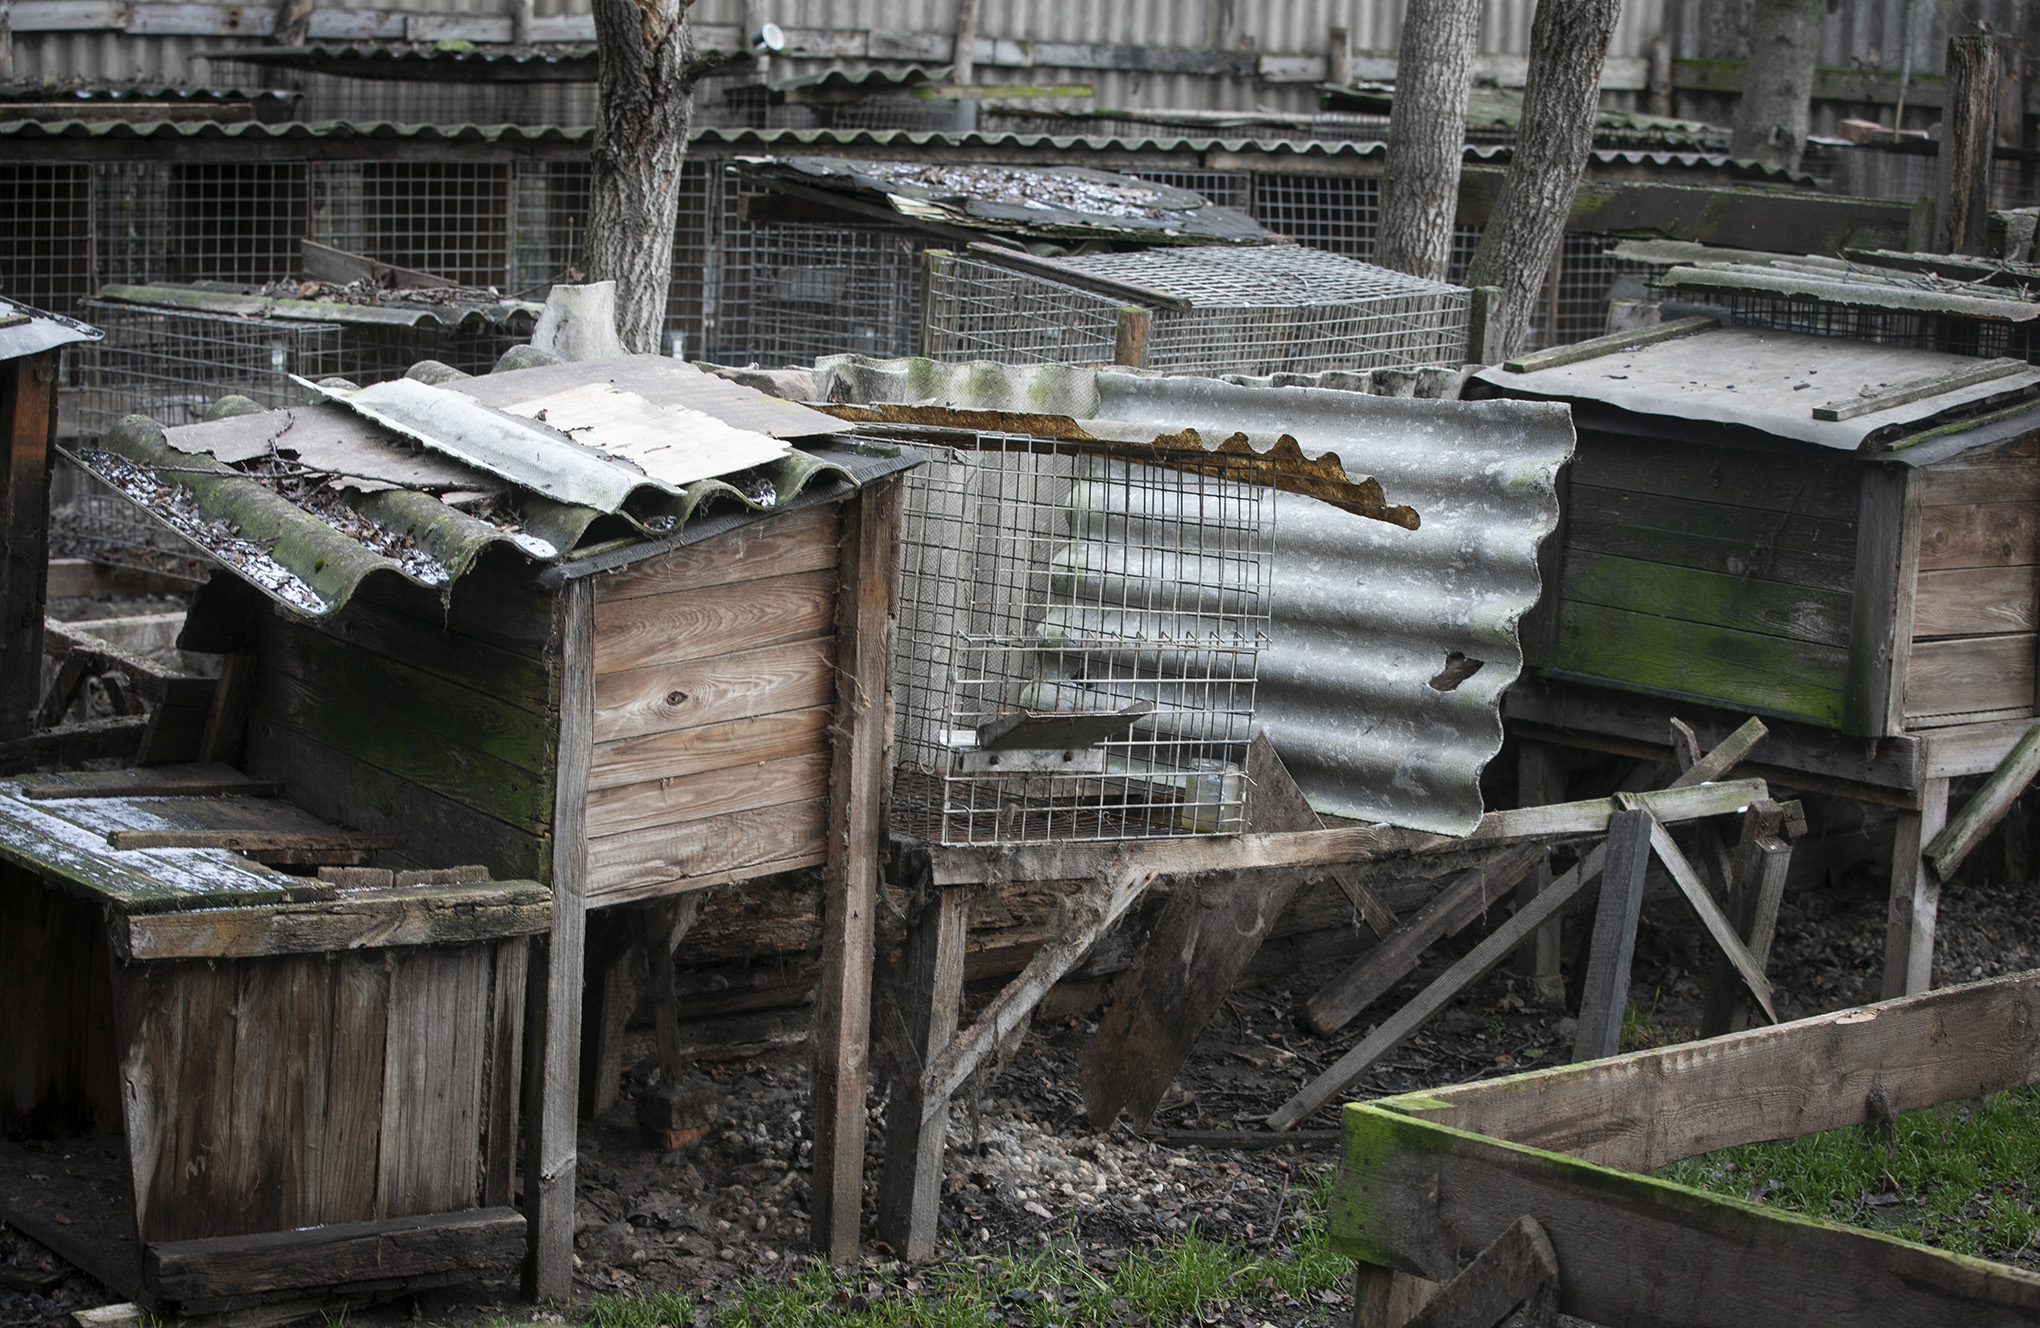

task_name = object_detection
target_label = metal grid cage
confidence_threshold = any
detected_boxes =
[1692,290,2034,361]
[892,435,1276,846]
[922,245,1474,375]
[70,301,345,438]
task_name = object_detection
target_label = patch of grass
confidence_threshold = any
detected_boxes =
[569,1166,1350,1328]
[1619,990,1674,1052]
[1662,1086,2040,1262]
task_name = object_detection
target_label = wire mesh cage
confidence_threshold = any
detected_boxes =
[892,434,1276,846]
[71,301,345,438]
[921,245,1473,375]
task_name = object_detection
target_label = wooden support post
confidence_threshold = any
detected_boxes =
[0,351,58,743]
[525,576,591,1301]
[809,478,902,1262]
[1701,805,1793,1037]
[1113,307,1152,367]
[1924,721,2040,882]
[643,892,703,1084]
[1883,776,1951,999]
[1572,806,1652,1063]
[579,912,636,1120]
[874,884,969,1261]
[1354,1264,1439,1328]
[1403,1215,1559,1328]
[1512,742,1565,1000]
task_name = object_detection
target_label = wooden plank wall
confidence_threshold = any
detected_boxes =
[584,504,842,907]
[243,561,559,883]
[110,938,526,1246]
[1905,436,2040,728]
[0,866,122,1137]
[1535,435,1861,730]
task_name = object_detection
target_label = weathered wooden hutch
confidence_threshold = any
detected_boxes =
[1472,320,2040,999]
[9,353,911,1300]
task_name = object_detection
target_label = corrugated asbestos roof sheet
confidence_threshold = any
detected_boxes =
[199,43,600,81]
[95,282,542,331]
[66,354,908,617]
[0,296,101,361]
[813,355,1573,837]
[1472,325,2040,454]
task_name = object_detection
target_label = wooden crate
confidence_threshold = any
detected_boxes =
[0,775,550,1312]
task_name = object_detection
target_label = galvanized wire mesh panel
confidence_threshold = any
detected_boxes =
[923,246,1471,375]
[0,165,95,315]
[1689,289,2031,360]
[51,482,212,584]
[893,436,1275,846]
[72,301,343,437]
[709,206,930,367]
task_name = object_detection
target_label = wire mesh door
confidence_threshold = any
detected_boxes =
[894,434,1276,846]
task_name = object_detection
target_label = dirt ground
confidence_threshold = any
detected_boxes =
[5,832,2038,1328]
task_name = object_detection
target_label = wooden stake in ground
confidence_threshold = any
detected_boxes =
[1728,0,1825,173]
[584,0,722,351]
[1376,0,1482,282]
[1462,0,1619,359]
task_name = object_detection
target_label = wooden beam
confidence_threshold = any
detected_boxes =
[1,353,57,743]
[922,778,1768,888]
[112,881,553,960]
[1501,316,1715,375]
[16,764,278,800]
[1365,969,2040,1174]
[1645,820,1779,1025]
[810,480,900,1261]
[1334,1104,2040,1328]
[1701,806,1793,1037]
[1572,808,1653,1063]
[145,1208,525,1304]
[1924,721,2040,881]
[1883,776,1950,999]
[1304,846,1543,1036]
[103,829,402,852]
[524,577,590,1301]
[1511,742,1565,1000]
[1402,1215,1559,1328]
[874,883,968,1261]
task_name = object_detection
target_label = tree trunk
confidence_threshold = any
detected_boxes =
[1463,0,1618,360]
[584,0,718,353]
[1927,34,2015,255]
[1376,0,1482,282]
[1728,0,1825,173]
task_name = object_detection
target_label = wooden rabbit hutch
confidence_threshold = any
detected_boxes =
[17,352,913,1299]
[1471,320,2040,1000]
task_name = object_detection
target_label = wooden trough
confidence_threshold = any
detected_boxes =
[1473,321,2040,999]
[1334,969,2040,1327]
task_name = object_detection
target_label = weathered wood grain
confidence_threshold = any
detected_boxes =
[591,636,835,742]
[1571,437,1860,520]
[592,503,838,600]
[1561,552,1854,647]
[298,593,554,714]
[483,940,528,1209]
[1567,508,1858,595]
[588,707,831,791]
[584,752,832,839]
[874,883,969,1261]
[1920,458,2040,507]
[591,569,838,675]
[16,764,278,800]
[1375,969,2040,1172]
[1550,601,1852,727]
[113,883,550,960]
[1913,566,2040,636]
[586,797,829,903]
[1917,501,2040,569]
[145,1207,525,1305]
[1925,721,2040,881]
[1334,1104,2040,1327]
[1849,462,1919,738]
[1884,777,1951,998]
[1572,808,1652,1063]
[1904,633,2035,718]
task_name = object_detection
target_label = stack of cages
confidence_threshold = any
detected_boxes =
[892,433,1276,846]
[921,245,1473,375]
[71,300,344,437]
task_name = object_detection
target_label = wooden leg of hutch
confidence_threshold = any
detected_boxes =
[810,479,901,1260]
[1883,776,1951,999]
[875,883,969,1260]
[1513,741,1566,1000]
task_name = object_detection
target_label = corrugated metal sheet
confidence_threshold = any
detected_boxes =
[1473,325,2040,454]
[70,354,896,616]
[0,296,101,361]
[812,354,1572,836]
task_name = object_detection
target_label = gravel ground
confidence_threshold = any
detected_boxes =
[5,841,2038,1327]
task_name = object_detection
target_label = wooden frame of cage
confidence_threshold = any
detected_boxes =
[1333,970,2040,1328]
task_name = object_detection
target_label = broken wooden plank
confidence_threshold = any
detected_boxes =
[1333,1102,2040,1327]
[1812,357,2030,421]
[1403,1214,1559,1328]
[299,239,456,291]
[103,829,402,852]
[1502,315,1715,375]
[1081,735,1327,1131]
[922,778,1768,887]
[17,764,280,801]
[1572,807,1653,1063]
[1701,806,1793,1037]
[1304,845,1544,1036]
[1924,720,2040,881]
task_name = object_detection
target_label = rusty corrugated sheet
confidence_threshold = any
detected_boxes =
[815,355,1573,836]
